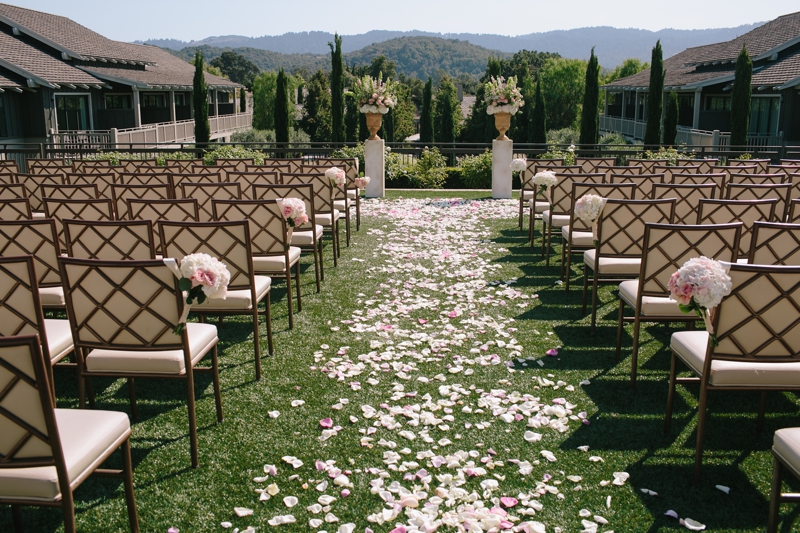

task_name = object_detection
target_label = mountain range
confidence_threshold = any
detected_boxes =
[140,24,761,68]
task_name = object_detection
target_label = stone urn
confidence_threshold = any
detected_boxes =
[366,112,382,140]
[494,112,511,141]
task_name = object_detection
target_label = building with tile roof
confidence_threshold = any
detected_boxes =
[601,12,800,145]
[0,3,248,145]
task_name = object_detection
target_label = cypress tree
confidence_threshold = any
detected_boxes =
[730,44,752,147]
[344,93,359,142]
[663,90,679,147]
[512,70,533,143]
[420,77,434,143]
[644,40,665,146]
[328,33,345,143]
[382,109,394,142]
[274,68,289,144]
[193,51,210,145]
[579,47,600,146]
[531,77,547,144]
[434,77,458,164]
[239,87,246,113]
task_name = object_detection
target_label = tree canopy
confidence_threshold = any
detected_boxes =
[210,51,260,88]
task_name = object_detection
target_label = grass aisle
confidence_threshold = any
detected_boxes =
[6,191,796,532]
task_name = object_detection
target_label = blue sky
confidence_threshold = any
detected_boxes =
[11,0,800,42]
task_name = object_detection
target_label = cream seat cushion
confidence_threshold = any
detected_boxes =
[44,318,74,363]
[561,226,593,247]
[253,246,302,273]
[192,275,270,311]
[315,210,341,226]
[526,198,548,214]
[347,189,357,200]
[773,428,800,478]
[333,199,351,211]
[618,280,683,317]
[584,249,641,275]
[541,210,570,227]
[671,330,800,386]
[39,286,65,307]
[0,408,130,501]
[85,322,217,374]
[291,225,323,246]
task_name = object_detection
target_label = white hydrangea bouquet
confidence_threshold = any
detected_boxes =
[280,197,308,227]
[532,170,558,208]
[173,253,231,334]
[510,157,527,173]
[354,176,371,189]
[668,256,732,346]
[349,75,397,114]
[484,76,524,115]
[574,194,607,247]
[325,167,346,188]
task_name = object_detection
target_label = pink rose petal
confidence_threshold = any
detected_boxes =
[320,418,333,428]
[500,496,518,508]
[546,348,559,357]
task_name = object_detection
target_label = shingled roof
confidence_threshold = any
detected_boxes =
[0,67,25,90]
[751,49,800,89]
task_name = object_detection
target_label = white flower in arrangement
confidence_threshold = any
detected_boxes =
[568,144,576,153]
[349,75,398,114]
[668,256,732,346]
[532,170,558,190]
[574,194,607,226]
[354,176,371,189]
[484,76,524,115]
[510,158,527,172]
[280,197,308,227]
[325,167,347,187]
[173,253,231,334]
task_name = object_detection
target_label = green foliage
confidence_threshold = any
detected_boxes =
[579,48,600,146]
[547,128,580,146]
[85,151,196,166]
[329,33,345,143]
[737,152,753,160]
[730,45,752,147]
[643,146,697,165]
[511,73,534,142]
[252,71,278,130]
[539,58,587,131]
[531,78,547,144]
[459,57,503,142]
[434,77,460,146]
[193,51,211,145]
[393,147,448,188]
[300,70,332,142]
[202,145,266,165]
[602,58,649,85]
[390,84,416,141]
[420,78,434,143]
[210,51,260,88]
[598,132,628,146]
[331,143,365,175]
[344,94,360,142]
[506,50,561,80]
[663,90,679,148]
[541,146,576,166]
[457,150,493,188]
[644,40,664,146]
[230,128,310,145]
[274,68,290,143]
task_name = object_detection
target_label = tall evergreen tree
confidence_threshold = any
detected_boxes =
[382,109,394,142]
[644,40,665,146]
[579,47,600,146]
[344,93,359,142]
[328,33,345,143]
[239,88,246,113]
[435,77,459,164]
[300,69,332,142]
[512,69,533,142]
[459,57,502,142]
[531,77,547,144]
[274,68,290,144]
[193,51,210,145]
[663,90,679,147]
[730,44,752,147]
[420,77,434,143]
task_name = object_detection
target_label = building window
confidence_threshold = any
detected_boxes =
[218,92,230,104]
[141,94,166,108]
[55,94,91,131]
[175,93,187,106]
[750,97,780,136]
[0,96,8,138]
[104,94,132,109]
[705,96,731,111]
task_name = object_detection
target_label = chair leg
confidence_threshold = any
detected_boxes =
[318,238,325,281]
[767,456,783,533]
[186,373,199,469]
[285,271,294,329]
[344,208,351,247]
[664,352,678,435]
[541,221,548,258]
[693,382,710,485]
[330,229,338,267]
[295,261,302,313]
[60,489,76,533]
[356,196,361,231]
[335,220,341,258]
[629,314,643,387]
[582,264,589,315]
[590,274,600,332]
[615,299,625,363]
[312,243,321,293]
[560,240,567,280]
[128,378,138,420]
[252,308,262,380]
[757,391,768,434]
[265,291,274,355]
[211,346,223,423]
[11,504,23,533]
[528,209,534,245]
[121,438,140,533]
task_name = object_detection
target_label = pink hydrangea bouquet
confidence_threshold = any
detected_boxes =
[354,176,371,189]
[348,75,398,114]
[510,158,527,172]
[174,253,231,335]
[532,170,558,207]
[325,166,346,188]
[484,76,524,115]
[280,197,308,227]
[574,194,607,246]
[667,256,732,346]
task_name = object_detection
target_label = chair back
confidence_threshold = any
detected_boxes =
[575,157,616,173]
[726,183,791,222]
[211,199,287,257]
[730,159,769,171]
[0,161,19,173]
[282,173,335,214]
[58,257,186,352]
[65,173,117,199]
[118,172,173,197]
[652,183,718,223]
[41,183,99,201]
[127,198,199,243]
[214,158,254,172]
[0,256,49,360]
[64,219,155,260]
[768,165,800,178]
[17,173,65,211]
[0,173,16,185]
[311,157,359,178]
[778,160,800,167]
[546,173,604,216]
[111,183,171,220]
[297,166,349,201]
[675,159,719,173]
[190,165,230,182]
[697,198,778,257]
[609,173,664,198]
[178,182,241,221]
[748,222,800,266]
[0,183,26,200]
[27,160,70,176]
[170,172,220,192]
[158,220,253,292]
[0,219,62,289]
[717,165,759,176]
[596,198,676,258]
[0,198,32,220]
[119,159,159,173]
[654,165,701,181]
[599,166,642,177]
[709,263,800,362]
[728,173,785,185]
[257,158,304,172]
[164,159,204,173]
[249,184,317,229]
[789,199,800,223]
[72,160,114,174]
[43,198,114,249]
[627,159,667,173]
[228,171,280,198]
[638,222,742,298]
[671,173,726,194]
[569,183,635,232]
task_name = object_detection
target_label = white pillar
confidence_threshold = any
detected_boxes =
[213,89,219,117]
[132,88,141,127]
[169,89,176,122]
[364,139,385,198]
[693,88,702,129]
[492,139,513,199]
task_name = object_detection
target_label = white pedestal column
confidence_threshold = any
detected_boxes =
[492,139,513,198]
[365,139,385,198]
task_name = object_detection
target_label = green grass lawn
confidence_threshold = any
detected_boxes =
[5,190,798,532]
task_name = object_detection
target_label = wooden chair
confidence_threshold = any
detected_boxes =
[768,427,800,532]
[518,162,576,230]
[43,198,114,250]
[664,263,800,485]
[748,222,800,266]
[298,166,354,247]
[64,172,117,200]
[789,199,800,223]
[41,183,99,201]
[562,183,636,291]
[0,160,19,174]
[72,160,113,174]
[178,182,241,222]
[726,183,791,222]
[697,198,778,260]
[26,160,70,176]
[214,158,254,171]
[283,173,341,266]
[674,158,719,173]
[0,171,16,185]
[717,165,759,176]
[119,159,159,174]
[0,334,139,533]
[64,219,155,261]
[728,173,785,185]
[127,198,199,244]
[654,165,701,181]
[17,173,65,213]
[627,159,667,173]
[118,172,173,198]
[0,219,64,310]
[651,183,718,223]
[190,165,230,182]
[228,171,280,199]
[615,222,742,387]
[730,158,769,172]
[159,219,273,377]
[609,173,664,199]
[0,199,32,220]
[311,157,360,230]
[598,165,642,177]
[582,198,676,331]
[575,157,616,173]
[164,159,204,173]
[210,199,301,329]
[169,172,220,192]
[58,257,223,469]
[0,183,28,201]
[111,184,171,220]
[670,173,726,195]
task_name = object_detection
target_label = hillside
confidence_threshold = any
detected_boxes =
[142,23,761,68]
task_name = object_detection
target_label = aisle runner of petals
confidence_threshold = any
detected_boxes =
[238,198,636,533]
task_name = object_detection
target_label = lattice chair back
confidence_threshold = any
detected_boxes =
[0,184,26,200]
[246,164,291,181]
[312,157,359,179]
[0,256,50,362]
[228,171,280,198]
[214,158,255,172]
[570,183,636,232]
[257,159,304,173]
[639,222,742,298]
[609,173,664,199]
[0,219,62,292]
[652,183,718,223]
[119,159,159,173]
[43,198,114,250]
[248,183,317,229]
[670,173,726,195]
[654,165,701,181]
[191,165,230,182]
[0,161,19,173]
[726,183,791,222]
[127,198,199,244]
[41,183,99,201]
[768,165,800,178]
[748,222,800,266]
[675,159,719,173]
[717,165,759,176]
[178,182,241,221]
[728,173,785,185]
[65,172,117,199]
[282,173,335,215]
[575,157,616,173]
[72,160,116,175]
[547,173,604,216]
[164,159,204,173]
[0,172,16,185]
[0,198,32,220]
[119,172,173,198]
[297,166,348,201]
[730,159,769,171]
[596,199,676,259]
[170,172,221,192]
[627,159,668,173]
[709,263,800,362]
[111,183,171,220]
[599,165,642,178]
[697,198,778,257]
[789,199,800,223]
[27,160,70,176]
[64,219,155,260]
[212,199,287,257]
[17,173,65,212]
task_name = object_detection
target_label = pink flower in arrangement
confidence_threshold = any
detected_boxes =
[191,268,218,290]
[372,93,378,99]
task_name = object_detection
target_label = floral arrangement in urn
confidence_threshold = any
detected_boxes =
[484,76,524,115]
[349,75,397,115]
[668,256,732,346]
